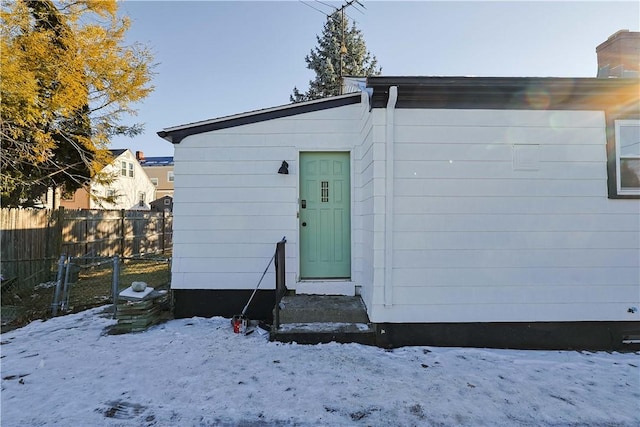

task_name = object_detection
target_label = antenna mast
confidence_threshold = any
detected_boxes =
[336,0,360,94]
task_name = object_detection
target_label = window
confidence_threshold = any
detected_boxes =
[150,178,159,186]
[167,171,174,182]
[615,120,640,196]
[138,192,145,207]
[163,197,171,206]
[121,161,134,178]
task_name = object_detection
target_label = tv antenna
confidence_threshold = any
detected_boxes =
[298,1,367,94]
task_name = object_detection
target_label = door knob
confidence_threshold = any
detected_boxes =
[302,222,307,227]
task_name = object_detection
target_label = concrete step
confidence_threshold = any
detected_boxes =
[276,294,370,324]
[271,294,376,345]
[271,322,376,345]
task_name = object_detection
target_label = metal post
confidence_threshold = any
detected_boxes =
[51,255,66,316]
[112,255,120,319]
[60,256,72,312]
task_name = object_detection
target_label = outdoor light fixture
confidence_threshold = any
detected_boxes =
[278,161,289,174]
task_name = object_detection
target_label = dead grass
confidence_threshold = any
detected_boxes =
[1,258,171,331]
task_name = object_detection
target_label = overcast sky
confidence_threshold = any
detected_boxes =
[110,0,640,157]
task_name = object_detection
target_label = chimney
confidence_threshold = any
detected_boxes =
[596,30,640,78]
[136,151,145,161]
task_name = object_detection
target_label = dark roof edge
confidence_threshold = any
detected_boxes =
[108,148,128,157]
[366,76,638,87]
[158,93,362,144]
[367,76,640,111]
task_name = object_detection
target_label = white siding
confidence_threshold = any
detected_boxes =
[353,100,377,311]
[171,101,365,290]
[368,109,640,323]
[90,150,156,210]
[172,100,639,325]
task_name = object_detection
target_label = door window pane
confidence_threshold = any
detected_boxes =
[321,181,329,203]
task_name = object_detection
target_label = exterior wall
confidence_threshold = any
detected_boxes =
[143,165,174,198]
[91,150,157,210]
[171,96,369,291]
[353,103,377,312]
[150,195,173,212]
[368,108,640,324]
[59,187,90,209]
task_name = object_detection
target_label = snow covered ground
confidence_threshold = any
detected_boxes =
[1,307,639,427]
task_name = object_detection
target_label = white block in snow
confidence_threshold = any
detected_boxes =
[119,286,155,300]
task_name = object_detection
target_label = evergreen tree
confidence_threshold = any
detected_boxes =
[291,11,381,102]
[1,0,154,206]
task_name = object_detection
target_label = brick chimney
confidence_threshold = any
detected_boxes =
[136,151,145,161]
[596,30,640,78]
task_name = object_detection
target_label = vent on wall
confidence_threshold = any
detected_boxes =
[512,144,540,171]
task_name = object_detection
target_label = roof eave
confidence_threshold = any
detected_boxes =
[157,92,362,144]
[367,76,640,111]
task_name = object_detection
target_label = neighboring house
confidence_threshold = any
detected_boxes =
[137,152,174,198]
[157,40,639,350]
[60,149,156,210]
[150,195,173,213]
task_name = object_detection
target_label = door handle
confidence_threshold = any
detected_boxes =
[301,222,307,227]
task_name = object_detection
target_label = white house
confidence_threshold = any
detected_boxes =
[158,76,639,349]
[60,149,157,211]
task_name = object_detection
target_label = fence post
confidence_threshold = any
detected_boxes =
[56,207,65,257]
[83,215,89,258]
[161,210,166,254]
[51,255,66,316]
[119,209,126,257]
[112,255,120,319]
[60,256,72,312]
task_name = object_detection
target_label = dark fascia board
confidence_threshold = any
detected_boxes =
[157,77,639,144]
[367,76,640,111]
[157,93,362,144]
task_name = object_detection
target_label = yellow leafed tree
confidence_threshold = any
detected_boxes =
[0,0,154,206]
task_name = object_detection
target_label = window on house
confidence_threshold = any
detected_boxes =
[150,178,159,186]
[163,197,171,206]
[167,171,174,182]
[128,162,134,178]
[138,192,145,207]
[121,161,127,176]
[614,120,640,197]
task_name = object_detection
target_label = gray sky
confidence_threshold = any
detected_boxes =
[111,0,640,157]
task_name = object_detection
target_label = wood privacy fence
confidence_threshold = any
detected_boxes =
[1,208,172,290]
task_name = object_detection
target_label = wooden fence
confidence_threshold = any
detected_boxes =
[1,208,172,290]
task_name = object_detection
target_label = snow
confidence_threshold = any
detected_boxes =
[1,307,639,426]
[277,322,372,333]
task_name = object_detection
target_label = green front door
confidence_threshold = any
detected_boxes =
[299,152,351,279]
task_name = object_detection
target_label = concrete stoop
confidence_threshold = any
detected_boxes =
[270,295,376,345]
